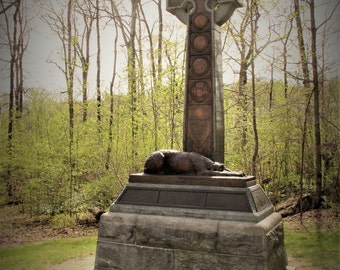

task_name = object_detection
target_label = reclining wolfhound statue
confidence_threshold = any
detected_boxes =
[144,150,244,177]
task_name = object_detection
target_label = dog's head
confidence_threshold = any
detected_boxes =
[144,151,165,173]
[212,162,225,171]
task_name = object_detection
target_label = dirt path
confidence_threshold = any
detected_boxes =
[46,255,95,270]
[47,254,320,270]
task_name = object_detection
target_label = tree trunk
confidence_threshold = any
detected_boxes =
[129,0,138,160]
[139,1,159,150]
[96,0,101,128]
[157,0,163,85]
[105,23,118,171]
[1,0,21,198]
[250,0,259,176]
[109,0,139,163]
[67,0,75,215]
[293,0,310,88]
[309,0,322,202]
[75,1,94,123]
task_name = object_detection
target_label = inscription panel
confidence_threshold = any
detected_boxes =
[116,186,252,212]
[251,186,272,212]
[206,192,251,212]
[158,190,206,208]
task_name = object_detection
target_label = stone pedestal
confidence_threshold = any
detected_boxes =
[94,174,287,270]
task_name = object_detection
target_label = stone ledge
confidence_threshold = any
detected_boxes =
[129,173,256,187]
[98,211,283,256]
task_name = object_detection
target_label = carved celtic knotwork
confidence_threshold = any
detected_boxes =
[189,80,211,103]
[191,56,210,77]
[191,13,210,30]
[192,33,210,53]
[166,0,241,162]
[187,105,212,155]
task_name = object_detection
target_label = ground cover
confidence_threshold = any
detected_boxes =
[284,209,340,270]
[0,236,97,270]
[0,205,339,269]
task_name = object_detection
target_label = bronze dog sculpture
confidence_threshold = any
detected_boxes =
[144,150,244,176]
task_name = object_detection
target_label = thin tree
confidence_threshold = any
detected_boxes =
[74,0,95,122]
[227,0,274,169]
[293,0,310,88]
[308,0,339,203]
[105,21,119,170]
[250,0,260,176]
[108,0,139,162]
[1,0,17,198]
[1,0,29,199]
[14,0,27,115]
[138,1,160,150]
[95,0,101,127]
[66,0,76,215]
[228,0,275,171]
[43,0,77,215]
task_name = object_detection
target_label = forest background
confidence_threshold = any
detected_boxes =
[0,0,339,218]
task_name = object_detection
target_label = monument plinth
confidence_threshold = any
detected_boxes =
[94,1,287,269]
[94,174,287,270]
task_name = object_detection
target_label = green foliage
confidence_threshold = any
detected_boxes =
[0,76,339,216]
[50,214,77,228]
[0,71,185,215]
[225,78,340,203]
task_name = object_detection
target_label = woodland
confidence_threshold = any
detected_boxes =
[0,0,339,219]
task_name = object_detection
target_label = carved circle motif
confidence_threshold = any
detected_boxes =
[190,81,211,103]
[193,35,209,52]
[192,57,209,76]
[192,14,209,30]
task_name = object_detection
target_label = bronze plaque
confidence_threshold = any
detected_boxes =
[116,186,252,212]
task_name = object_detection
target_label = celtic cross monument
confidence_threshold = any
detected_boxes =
[167,0,242,163]
[94,1,288,269]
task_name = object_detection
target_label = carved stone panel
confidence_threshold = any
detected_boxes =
[188,80,212,104]
[186,105,212,158]
[167,0,241,163]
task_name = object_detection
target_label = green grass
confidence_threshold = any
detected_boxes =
[285,223,340,270]
[1,223,339,270]
[0,235,97,270]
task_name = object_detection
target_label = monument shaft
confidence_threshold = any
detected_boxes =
[167,0,241,163]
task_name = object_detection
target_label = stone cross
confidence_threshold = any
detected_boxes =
[167,0,241,163]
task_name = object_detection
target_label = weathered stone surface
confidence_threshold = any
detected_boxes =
[129,173,256,187]
[94,211,287,270]
[94,241,174,270]
[135,215,218,252]
[98,212,137,243]
[173,250,265,270]
[216,220,266,256]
